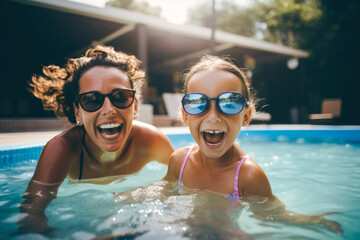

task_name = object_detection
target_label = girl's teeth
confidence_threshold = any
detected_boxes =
[203,130,225,145]
[204,130,224,134]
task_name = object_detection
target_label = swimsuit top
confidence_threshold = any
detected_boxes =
[178,146,249,201]
[79,128,86,181]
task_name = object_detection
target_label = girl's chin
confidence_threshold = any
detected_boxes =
[199,142,228,159]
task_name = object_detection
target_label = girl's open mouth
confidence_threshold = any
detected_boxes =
[98,123,123,139]
[202,130,225,149]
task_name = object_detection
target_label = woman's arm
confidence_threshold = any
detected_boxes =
[32,133,79,184]
[18,132,79,233]
[18,181,59,233]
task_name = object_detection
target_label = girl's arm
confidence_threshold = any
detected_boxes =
[248,195,343,235]
[240,159,342,234]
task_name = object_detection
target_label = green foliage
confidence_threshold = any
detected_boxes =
[187,0,322,47]
[258,0,322,48]
[187,0,359,123]
[187,0,264,38]
[106,0,161,17]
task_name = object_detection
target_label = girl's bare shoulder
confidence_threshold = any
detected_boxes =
[239,156,272,197]
[164,146,193,180]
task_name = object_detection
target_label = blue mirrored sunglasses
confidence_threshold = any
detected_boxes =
[182,92,249,115]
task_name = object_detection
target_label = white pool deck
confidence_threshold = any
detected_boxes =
[1,124,358,147]
[0,127,189,147]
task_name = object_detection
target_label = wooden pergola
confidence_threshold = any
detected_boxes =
[1,0,308,121]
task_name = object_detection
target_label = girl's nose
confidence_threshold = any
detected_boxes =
[206,100,222,123]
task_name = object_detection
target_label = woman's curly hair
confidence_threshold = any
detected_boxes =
[30,45,145,124]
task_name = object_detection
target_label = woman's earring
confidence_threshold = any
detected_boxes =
[76,121,81,125]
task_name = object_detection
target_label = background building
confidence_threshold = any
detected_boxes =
[1,0,311,130]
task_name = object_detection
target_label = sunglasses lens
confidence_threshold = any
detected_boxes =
[218,92,245,115]
[182,93,208,115]
[110,90,135,109]
[79,92,104,112]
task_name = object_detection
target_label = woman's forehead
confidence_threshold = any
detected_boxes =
[78,66,131,92]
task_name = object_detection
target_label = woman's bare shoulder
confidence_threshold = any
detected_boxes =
[32,127,83,184]
[131,121,175,164]
[131,121,174,148]
[131,120,164,136]
[47,127,82,150]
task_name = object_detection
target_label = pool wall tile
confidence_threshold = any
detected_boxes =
[1,128,359,168]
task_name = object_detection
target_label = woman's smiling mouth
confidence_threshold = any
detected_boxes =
[98,123,123,139]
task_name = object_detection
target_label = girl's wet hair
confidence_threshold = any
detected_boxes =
[182,55,257,111]
[30,45,145,123]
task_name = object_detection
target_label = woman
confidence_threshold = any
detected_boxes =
[19,45,174,233]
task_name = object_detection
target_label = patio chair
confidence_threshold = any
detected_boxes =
[160,92,184,126]
[137,103,154,124]
[308,98,342,124]
[251,111,272,123]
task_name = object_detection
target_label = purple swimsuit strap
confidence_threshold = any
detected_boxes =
[233,155,249,197]
[179,146,194,182]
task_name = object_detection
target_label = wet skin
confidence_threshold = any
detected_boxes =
[19,66,174,233]
[166,69,272,197]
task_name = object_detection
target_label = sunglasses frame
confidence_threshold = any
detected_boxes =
[76,88,136,112]
[182,91,250,115]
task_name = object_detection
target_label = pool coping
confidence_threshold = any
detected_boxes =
[1,124,360,147]
[1,125,359,168]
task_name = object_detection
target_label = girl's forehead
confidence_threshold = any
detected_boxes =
[187,69,244,93]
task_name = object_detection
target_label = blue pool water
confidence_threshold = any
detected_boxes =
[0,126,360,239]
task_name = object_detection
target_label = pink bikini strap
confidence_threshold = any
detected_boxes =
[233,155,249,197]
[179,146,194,181]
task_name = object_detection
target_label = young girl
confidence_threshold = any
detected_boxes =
[164,56,342,234]
[165,55,272,200]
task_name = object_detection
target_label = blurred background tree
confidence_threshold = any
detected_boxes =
[186,0,359,124]
[107,0,161,16]
[107,0,359,124]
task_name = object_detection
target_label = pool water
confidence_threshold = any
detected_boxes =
[1,127,360,239]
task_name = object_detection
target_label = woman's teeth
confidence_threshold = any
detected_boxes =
[98,123,123,138]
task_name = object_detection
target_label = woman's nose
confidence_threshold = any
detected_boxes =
[101,97,116,115]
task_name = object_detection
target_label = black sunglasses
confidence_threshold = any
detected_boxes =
[76,88,136,112]
[182,91,249,115]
